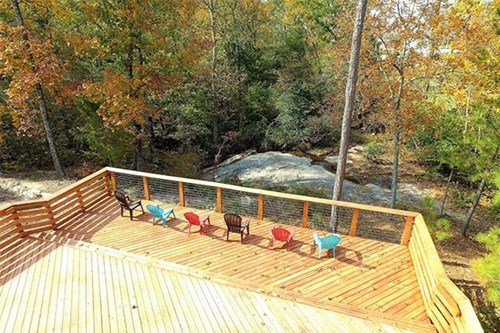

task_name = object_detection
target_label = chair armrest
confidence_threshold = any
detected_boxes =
[288,228,296,241]
[242,220,250,228]
[199,214,210,224]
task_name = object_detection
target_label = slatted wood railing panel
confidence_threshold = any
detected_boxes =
[409,215,483,333]
[0,168,110,250]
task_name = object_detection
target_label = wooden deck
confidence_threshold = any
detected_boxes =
[0,236,420,333]
[18,195,436,332]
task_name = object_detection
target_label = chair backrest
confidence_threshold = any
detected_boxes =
[184,212,200,225]
[271,226,291,241]
[314,233,341,248]
[146,204,164,217]
[224,213,242,226]
[114,191,129,208]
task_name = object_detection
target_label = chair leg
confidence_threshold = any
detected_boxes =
[240,232,244,243]
[129,209,133,221]
[318,246,322,258]
[140,204,144,214]
[120,206,124,217]
[333,248,336,258]
[188,224,191,235]
[226,230,229,241]
[246,225,250,235]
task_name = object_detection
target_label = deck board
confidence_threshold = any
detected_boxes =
[35,197,433,328]
[0,195,436,332]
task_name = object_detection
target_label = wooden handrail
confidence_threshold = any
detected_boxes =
[105,167,420,218]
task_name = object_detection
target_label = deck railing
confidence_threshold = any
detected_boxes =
[0,167,483,332]
[0,168,110,250]
[107,167,419,245]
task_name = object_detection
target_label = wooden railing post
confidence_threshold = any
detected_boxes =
[216,187,223,213]
[257,194,264,220]
[302,201,309,228]
[401,216,415,245]
[110,172,117,192]
[179,182,185,207]
[143,176,151,200]
[76,189,85,212]
[349,208,359,236]
[45,202,56,229]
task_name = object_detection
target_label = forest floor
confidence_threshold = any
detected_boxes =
[0,149,498,331]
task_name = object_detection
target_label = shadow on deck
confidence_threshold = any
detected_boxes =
[27,195,431,330]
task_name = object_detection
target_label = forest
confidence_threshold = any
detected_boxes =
[0,0,499,329]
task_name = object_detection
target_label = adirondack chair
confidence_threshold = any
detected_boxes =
[114,190,144,220]
[223,213,250,243]
[184,212,211,234]
[270,225,295,251]
[146,204,176,227]
[312,233,341,258]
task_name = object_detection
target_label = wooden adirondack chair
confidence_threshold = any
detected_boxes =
[184,212,211,234]
[223,213,250,243]
[114,190,144,220]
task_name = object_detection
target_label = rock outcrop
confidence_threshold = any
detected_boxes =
[204,151,429,207]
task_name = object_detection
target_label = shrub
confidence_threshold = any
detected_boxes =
[471,227,500,309]
[420,196,453,241]
[364,142,384,162]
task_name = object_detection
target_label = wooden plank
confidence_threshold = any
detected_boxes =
[401,216,415,245]
[178,182,185,207]
[143,176,151,201]
[217,187,223,213]
[349,208,360,236]
[301,201,309,228]
[258,194,264,220]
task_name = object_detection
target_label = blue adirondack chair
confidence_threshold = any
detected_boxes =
[313,233,341,258]
[146,204,176,227]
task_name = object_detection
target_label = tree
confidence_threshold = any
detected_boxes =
[0,0,65,176]
[330,0,368,231]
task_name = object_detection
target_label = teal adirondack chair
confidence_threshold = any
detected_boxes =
[146,204,176,227]
[313,233,341,258]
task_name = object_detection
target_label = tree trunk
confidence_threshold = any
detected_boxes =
[11,0,65,177]
[439,168,454,215]
[330,0,368,232]
[390,68,404,208]
[205,0,219,145]
[461,145,499,236]
[461,178,486,236]
[390,127,400,208]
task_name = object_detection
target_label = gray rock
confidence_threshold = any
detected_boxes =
[22,188,42,200]
[205,151,430,207]
[348,145,365,153]
[324,155,353,167]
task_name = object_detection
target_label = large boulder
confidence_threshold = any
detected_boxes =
[205,151,430,207]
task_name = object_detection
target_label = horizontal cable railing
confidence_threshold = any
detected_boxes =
[107,167,418,245]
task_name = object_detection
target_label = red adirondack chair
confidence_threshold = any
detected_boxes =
[270,225,295,251]
[184,212,211,235]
